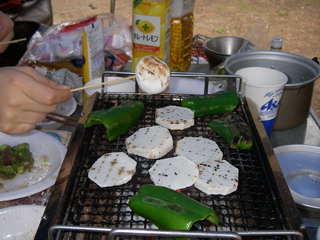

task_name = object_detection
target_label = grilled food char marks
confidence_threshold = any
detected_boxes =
[149,156,199,190]
[196,160,239,195]
[155,105,194,130]
[135,56,170,94]
[88,152,137,188]
[125,126,173,159]
[175,137,223,164]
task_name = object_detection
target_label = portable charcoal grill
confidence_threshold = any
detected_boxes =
[36,72,308,240]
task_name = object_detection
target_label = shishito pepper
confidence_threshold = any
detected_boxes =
[129,185,219,235]
[84,101,144,141]
[208,112,253,150]
[181,91,239,116]
[0,143,34,180]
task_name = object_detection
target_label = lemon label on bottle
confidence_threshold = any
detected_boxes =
[135,19,155,34]
[131,0,171,71]
[133,14,161,52]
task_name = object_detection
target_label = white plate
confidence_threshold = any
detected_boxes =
[274,144,320,212]
[36,97,77,126]
[0,205,45,240]
[0,130,67,201]
[85,77,136,96]
[168,77,224,94]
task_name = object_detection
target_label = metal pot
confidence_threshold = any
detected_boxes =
[224,50,320,130]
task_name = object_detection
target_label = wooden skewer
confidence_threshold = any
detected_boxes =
[70,75,136,92]
[46,116,77,127]
[0,38,27,45]
[48,112,78,122]
[46,112,78,127]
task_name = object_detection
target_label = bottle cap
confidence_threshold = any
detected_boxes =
[271,37,283,49]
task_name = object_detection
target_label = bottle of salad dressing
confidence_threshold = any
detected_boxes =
[132,0,172,72]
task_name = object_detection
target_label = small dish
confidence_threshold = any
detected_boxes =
[0,205,45,240]
[0,130,67,201]
[274,144,320,212]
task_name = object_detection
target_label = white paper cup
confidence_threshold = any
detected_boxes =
[236,67,288,136]
[84,77,136,96]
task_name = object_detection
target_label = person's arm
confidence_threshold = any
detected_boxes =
[0,10,14,53]
[0,66,73,134]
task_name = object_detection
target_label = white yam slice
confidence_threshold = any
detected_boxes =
[175,137,223,164]
[88,152,136,187]
[149,156,199,190]
[135,55,170,94]
[195,160,239,195]
[126,126,173,159]
[155,105,194,130]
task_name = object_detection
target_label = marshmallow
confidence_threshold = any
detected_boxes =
[135,56,170,94]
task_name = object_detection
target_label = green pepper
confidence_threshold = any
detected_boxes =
[208,112,253,150]
[13,143,34,172]
[129,185,219,237]
[84,101,144,141]
[0,165,16,180]
[0,143,34,179]
[181,91,239,116]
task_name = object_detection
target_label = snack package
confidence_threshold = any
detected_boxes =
[19,13,132,73]
[82,19,105,84]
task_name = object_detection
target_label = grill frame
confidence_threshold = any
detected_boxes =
[36,91,307,240]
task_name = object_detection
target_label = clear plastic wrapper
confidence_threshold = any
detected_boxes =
[19,13,132,72]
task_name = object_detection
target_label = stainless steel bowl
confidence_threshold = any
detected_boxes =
[203,36,254,69]
[225,50,320,129]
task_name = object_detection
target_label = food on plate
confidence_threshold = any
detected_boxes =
[149,156,199,190]
[84,101,144,141]
[0,143,34,180]
[181,91,239,116]
[135,55,170,94]
[195,160,239,195]
[126,126,173,159]
[155,105,194,130]
[88,152,137,187]
[208,112,253,150]
[129,185,219,233]
[175,137,223,165]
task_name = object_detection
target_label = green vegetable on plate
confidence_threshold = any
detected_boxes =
[181,91,239,116]
[0,143,34,180]
[84,101,144,141]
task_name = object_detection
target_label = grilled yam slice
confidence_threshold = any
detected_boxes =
[149,156,199,190]
[195,160,239,195]
[126,126,173,159]
[155,105,194,130]
[88,152,136,187]
[175,137,223,164]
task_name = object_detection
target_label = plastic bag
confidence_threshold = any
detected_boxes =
[100,13,132,71]
[19,13,132,72]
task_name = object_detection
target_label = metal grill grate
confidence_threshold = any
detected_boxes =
[48,93,298,239]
